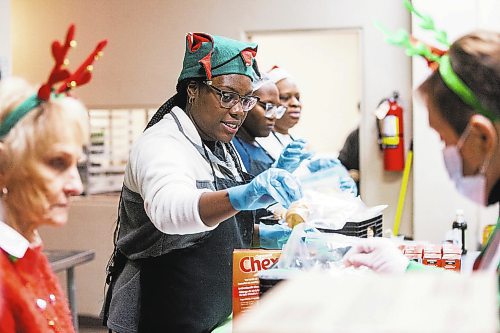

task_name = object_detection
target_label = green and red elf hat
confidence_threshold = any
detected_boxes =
[376,0,496,121]
[0,24,107,139]
[178,32,259,83]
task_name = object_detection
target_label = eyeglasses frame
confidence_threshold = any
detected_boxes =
[203,81,259,112]
[256,100,287,119]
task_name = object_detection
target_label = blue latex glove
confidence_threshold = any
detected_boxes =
[307,157,350,175]
[307,158,358,196]
[273,139,313,173]
[259,223,292,249]
[339,176,358,196]
[227,168,302,211]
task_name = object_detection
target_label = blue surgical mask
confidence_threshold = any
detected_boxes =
[442,124,490,206]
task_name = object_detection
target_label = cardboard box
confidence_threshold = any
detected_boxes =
[232,249,281,317]
[403,244,423,263]
[441,243,461,272]
[422,244,442,267]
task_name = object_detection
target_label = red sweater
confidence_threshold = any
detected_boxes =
[0,246,75,333]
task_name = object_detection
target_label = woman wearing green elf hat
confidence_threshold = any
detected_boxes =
[102,33,303,333]
[344,29,499,273]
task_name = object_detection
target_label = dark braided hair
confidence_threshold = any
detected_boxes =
[146,78,204,129]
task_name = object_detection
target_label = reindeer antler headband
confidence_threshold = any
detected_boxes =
[0,24,107,138]
[376,0,495,121]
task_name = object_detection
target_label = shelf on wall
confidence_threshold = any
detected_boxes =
[80,107,157,195]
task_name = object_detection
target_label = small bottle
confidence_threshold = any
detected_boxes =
[452,209,467,254]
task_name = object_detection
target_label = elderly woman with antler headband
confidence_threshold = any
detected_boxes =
[344,1,499,274]
[0,25,106,332]
[102,33,303,333]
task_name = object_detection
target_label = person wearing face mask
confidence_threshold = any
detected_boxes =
[102,33,303,333]
[344,31,499,274]
[0,25,104,333]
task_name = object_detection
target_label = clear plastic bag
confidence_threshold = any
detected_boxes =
[281,168,387,230]
[277,223,359,271]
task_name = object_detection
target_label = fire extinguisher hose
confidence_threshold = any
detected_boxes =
[393,141,413,236]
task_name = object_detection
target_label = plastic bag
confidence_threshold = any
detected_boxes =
[280,168,387,230]
[277,223,359,271]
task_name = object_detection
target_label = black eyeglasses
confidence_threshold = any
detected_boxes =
[203,81,259,112]
[257,101,287,119]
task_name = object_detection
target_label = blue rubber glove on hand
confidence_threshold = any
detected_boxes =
[227,168,302,211]
[307,157,349,175]
[259,223,292,249]
[308,158,358,196]
[273,139,313,173]
[339,176,358,196]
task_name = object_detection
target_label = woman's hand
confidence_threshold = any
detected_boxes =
[227,168,302,211]
[307,158,358,196]
[343,238,409,274]
[258,223,292,249]
[274,139,313,173]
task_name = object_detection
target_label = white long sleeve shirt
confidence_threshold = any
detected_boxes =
[256,131,295,160]
[124,106,241,235]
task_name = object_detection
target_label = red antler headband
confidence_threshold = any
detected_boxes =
[0,24,107,138]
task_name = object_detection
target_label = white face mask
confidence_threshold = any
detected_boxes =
[442,125,490,206]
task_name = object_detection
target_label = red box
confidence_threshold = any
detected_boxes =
[232,249,281,317]
[441,243,461,271]
[403,244,423,263]
[422,244,442,267]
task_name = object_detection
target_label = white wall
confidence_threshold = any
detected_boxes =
[248,29,361,155]
[11,0,414,230]
[11,0,412,316]
[0,0,11,78]
[412,0,500,249]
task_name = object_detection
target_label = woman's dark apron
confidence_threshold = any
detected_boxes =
[102,109,255,333]
[140,176,253,333]
[247,153,272,177]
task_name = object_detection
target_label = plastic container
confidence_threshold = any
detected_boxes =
[316,214,383,238]
[259,215,280,225]
[452,209,467,254]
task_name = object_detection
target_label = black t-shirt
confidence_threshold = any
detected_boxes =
[487,179,500,206]
[338,127,359,171]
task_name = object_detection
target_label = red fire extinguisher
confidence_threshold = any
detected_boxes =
[375,91,405,171]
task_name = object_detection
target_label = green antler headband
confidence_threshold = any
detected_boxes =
[438,54,492,118]
[0,24,107,139]
[376,0,495,121]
